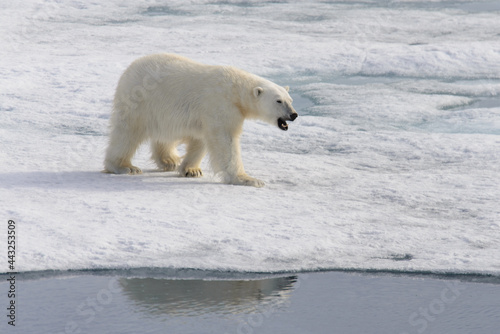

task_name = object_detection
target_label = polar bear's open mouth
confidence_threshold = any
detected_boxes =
[277,117,289,131]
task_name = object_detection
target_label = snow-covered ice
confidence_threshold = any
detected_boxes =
[1,0,499,275]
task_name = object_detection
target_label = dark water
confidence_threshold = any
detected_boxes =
[1,269,499,334]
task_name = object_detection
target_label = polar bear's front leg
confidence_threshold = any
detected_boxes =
[206,130,265,188]
[180,138,206,177]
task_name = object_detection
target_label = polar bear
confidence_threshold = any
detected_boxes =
[104,53,298,187]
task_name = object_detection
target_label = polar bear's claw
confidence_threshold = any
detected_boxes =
[128,166,142,175]
[183,168,203,178]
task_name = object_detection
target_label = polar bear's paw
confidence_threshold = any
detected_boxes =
[182,167,203,178]
[129,166,142,174]
[157,158,180,172]
[111,165,142,175]
[232,175,265,188]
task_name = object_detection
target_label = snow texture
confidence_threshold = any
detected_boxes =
[1,0,499,275]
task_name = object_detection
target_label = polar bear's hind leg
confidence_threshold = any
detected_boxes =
[151,141,181,171]
[104,124,144,175]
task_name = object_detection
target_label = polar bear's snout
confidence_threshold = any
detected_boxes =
[277,105,298,131]
[287,102,299,122]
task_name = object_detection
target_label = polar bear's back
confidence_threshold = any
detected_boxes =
[116,53,216,104]
[112,54,223,140]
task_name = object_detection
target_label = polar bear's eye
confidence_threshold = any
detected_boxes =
[276,100,282,104]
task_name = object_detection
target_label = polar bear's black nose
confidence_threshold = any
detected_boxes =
[290,113,298,121]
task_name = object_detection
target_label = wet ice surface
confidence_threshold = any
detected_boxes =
[1,1,500,277]
[1,270,500,334]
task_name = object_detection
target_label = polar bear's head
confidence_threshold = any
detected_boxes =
[253,84,298,131]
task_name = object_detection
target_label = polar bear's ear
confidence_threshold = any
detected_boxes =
[253,87,263,98]
[284,86,290,92]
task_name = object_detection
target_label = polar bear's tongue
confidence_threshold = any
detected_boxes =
[278,118,288,131]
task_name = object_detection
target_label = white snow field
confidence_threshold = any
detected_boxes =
[1,0,499,275]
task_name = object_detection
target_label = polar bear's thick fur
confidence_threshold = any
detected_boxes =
[104,53,298,187]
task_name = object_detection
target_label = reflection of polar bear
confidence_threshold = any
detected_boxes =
[120,276,296,316]
[104,53,298,187]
